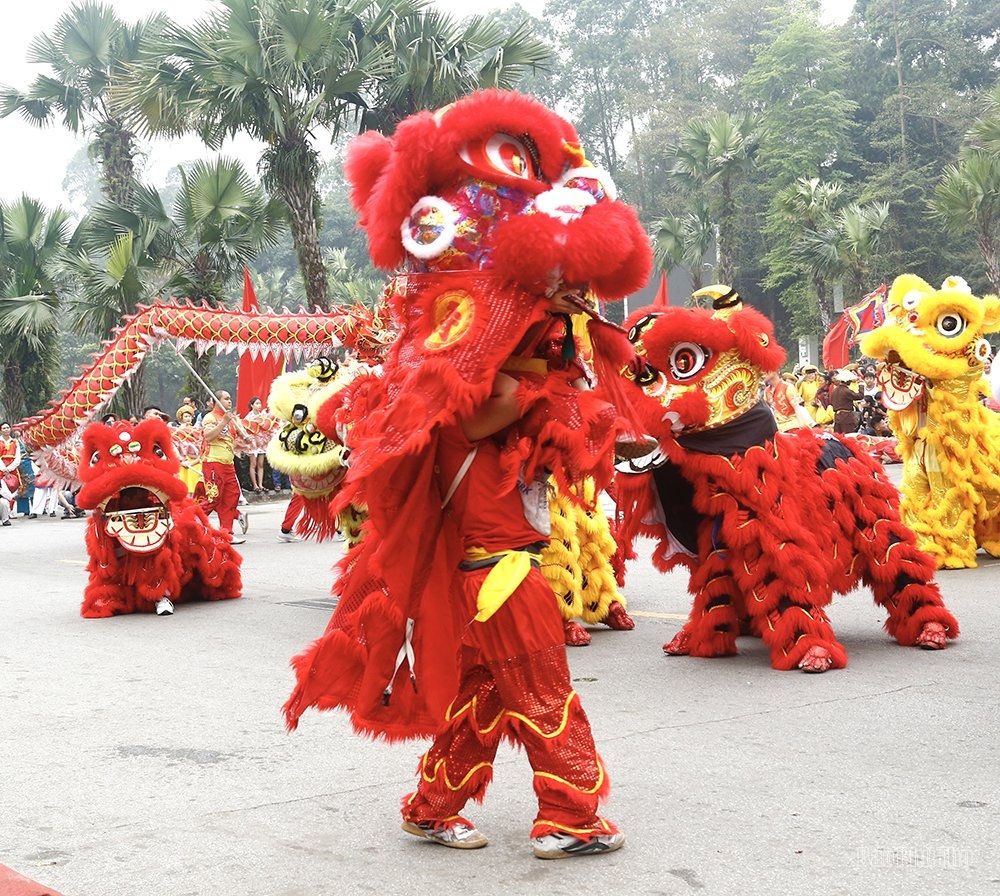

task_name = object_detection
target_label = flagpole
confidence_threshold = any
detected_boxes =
[174,350,250,441]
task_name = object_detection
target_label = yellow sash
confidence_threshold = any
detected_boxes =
[464,546,542,622]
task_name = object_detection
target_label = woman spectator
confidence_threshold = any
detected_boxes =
[242,396,270,494]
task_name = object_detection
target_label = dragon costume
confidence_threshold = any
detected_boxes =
[860,274,1000,569]
[609,286,958,672]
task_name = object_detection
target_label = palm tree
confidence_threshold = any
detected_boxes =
[116,0,412,312]
[837,201,891,299]
[0,1,166,206]
[773,177,889,331]
[0,197,73,422]
[358,9,552,133]
[117,0,551,312]
[651,203,715,294]
[969,85,1000,156]
[930,152,1000,293]
[669,111,762,286]
[56,158,284,417]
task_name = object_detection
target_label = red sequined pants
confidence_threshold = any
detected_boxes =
[401,568,615,838]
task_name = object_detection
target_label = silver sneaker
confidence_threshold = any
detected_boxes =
[531,830,625,859]
[401,819,488,850]
[155,598,175,616]
[277,530,301,543]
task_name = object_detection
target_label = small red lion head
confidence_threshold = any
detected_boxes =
[76,419,188,553]
[620,286,785,438]
[344,88,651,300]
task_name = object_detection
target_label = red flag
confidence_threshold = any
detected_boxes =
[845,284,888,343]
[236,268,285,414]
[653,271,669,308]
[822,312,851,370]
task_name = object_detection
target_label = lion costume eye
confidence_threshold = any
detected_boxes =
[459,133,534,181]
[669,342,710,380]
[901,290,923,311]
[153,444,167,459]
[935,312,966,338]
[627,314,659,345]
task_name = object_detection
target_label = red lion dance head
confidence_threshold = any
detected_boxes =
[317,89,652,488]
[75,418,242,617]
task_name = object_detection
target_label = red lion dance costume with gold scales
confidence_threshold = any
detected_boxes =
[75,418,242,617]
[282,90,651,855]
[609,287,958,673]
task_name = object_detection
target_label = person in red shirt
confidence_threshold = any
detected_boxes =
[396,296,623,859]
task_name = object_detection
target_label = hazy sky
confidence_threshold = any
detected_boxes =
[0,0,852,215]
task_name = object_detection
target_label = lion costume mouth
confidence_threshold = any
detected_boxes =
[877,352,925,411]
[99,486,172,553]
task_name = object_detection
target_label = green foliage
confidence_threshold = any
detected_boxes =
[0,196,72,421]
[6,0,1000,390]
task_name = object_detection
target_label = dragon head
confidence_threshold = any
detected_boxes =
[619,285,785,439]
[75,419,188,554]
[859,274,1000,410]
[343,88,651,300]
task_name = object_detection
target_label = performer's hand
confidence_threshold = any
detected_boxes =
[546,286,588,315]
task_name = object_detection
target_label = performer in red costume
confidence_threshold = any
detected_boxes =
[398,299,620,855]
[282,89,651,859]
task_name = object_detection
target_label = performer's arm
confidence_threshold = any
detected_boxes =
[461,371,522,441]
[202,412,232,442]
[461,293,582,442]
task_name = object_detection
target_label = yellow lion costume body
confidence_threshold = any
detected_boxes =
[861,274,1000,568]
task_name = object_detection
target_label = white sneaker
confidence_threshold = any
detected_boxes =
[237,511,249,534]
[401,819,488,849]
[531,830,625,859]
[229,533,246,545]
[277,530,301,543]
[155,598,174,616]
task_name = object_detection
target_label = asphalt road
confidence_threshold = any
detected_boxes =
[2,481,999,896]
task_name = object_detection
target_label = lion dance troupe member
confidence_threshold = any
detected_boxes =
[200,390,245,544]
[282,89,652,859]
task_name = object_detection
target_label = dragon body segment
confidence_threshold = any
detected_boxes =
[18,300,376,475]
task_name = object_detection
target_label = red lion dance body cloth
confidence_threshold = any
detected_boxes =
[75,418,242,617]
[282,89,650,856]
[609,286,958,673]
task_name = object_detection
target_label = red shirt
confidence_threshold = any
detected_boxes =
[437,424,542,552]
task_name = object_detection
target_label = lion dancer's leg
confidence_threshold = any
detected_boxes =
[400,654,503,836]
[857,518,960,649]
[496,645,614,840]
[742,543,847,673]
[403,571,617,844]
[900,448,977,568]
[664,542,740,658]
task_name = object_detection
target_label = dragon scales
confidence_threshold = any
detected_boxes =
[18,300,388,478]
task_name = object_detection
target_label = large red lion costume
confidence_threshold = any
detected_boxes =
[283,89,650,737]
[609,287,958,672]
[75,419,242,617]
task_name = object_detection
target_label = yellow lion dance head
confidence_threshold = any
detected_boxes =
[860,274,1000,409]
